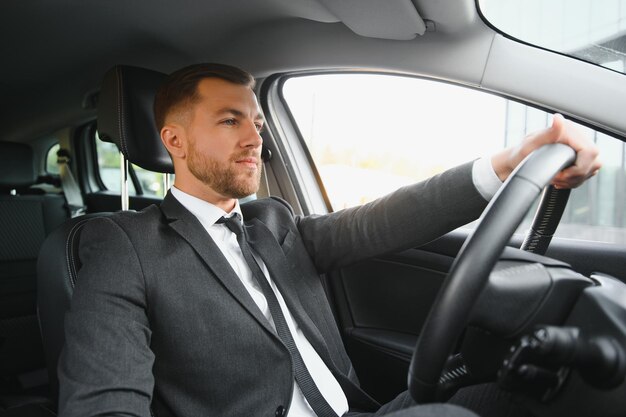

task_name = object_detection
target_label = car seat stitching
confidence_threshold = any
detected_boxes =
[116,66,127,157]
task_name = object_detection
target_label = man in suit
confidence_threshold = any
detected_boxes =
[58,63,600,417]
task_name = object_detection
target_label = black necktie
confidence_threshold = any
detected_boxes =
[217,215,339,417]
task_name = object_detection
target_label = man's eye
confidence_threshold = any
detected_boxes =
[223,119,237,126]
[255,123,264,133]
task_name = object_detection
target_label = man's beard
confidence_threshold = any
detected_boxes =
[187,145,262,199]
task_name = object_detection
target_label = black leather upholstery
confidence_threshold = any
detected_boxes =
[37,65,168,408]
[0,142,37,190]
[37,214,110,403]
[1,401,57,416]
[0,142,68,411]
[97,65,172,173]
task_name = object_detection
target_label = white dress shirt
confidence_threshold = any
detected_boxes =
[472,156,503,200]
[169,158,501,416]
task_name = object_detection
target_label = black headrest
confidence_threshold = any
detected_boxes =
[97,66,174,174]
[0,141,37,188]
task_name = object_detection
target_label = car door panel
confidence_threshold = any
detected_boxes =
[327,229,626,403]
[326,243,455,403]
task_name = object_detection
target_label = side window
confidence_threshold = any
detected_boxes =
[95,140,131,194]
[94,133,170,198]
[134,165,169,197]
[282,74,626,244]
[45,143,60,175]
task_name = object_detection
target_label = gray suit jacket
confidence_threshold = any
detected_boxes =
[58,162,487,417]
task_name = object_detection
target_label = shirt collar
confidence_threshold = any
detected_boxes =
[170,186,243,227]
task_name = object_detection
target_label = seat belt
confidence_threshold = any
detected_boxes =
[257,145,273,198]
[57,148,86,217]
[257,163,271,198]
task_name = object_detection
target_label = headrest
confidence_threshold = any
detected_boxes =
[0,141,37,188]
[97,65,174,173]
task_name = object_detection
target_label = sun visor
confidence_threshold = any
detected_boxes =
[317,0,426,40]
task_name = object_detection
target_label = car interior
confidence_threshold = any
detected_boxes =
[2,0,626,416]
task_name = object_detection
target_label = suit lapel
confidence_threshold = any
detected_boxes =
[244,218,337,369]
[161,194,379,410]
[160,193,276,336]
[246,219,382,409]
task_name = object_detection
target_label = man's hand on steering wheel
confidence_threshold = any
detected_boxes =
[490,113,602,188]
[409,140,585,404]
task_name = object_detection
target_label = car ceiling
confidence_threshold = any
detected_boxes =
[1,0,484,143]
[3,0,626,145]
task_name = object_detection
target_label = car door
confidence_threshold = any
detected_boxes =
[261,72,626,403]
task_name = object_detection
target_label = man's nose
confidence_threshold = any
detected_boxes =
[241,121,263,148]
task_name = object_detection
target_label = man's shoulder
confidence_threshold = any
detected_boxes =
[242,196,294,218]
[241,196,296,233]
[80,204,164,236]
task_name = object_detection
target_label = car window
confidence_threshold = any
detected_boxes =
[282,73,626,244]
[95,134,170,198]
[45,143,60,175]
[478,0,626,75]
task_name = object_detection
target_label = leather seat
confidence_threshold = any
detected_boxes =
[0,141,68,406]
[1,402,57,416]
[37,65,169,409]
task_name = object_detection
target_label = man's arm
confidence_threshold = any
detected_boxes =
[58,217,154,417]
[297,161,488,273]
[296,114,600,273]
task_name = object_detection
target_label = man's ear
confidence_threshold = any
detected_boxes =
[160,124,186,159]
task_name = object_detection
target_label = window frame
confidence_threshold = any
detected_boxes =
[268,70,626,243]
[474,0,626,78]
[44,142,61,175]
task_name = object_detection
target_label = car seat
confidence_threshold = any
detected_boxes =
[0,141,68,410]
[37,65,169,411]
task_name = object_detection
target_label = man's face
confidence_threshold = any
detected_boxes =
[183,78,264,200]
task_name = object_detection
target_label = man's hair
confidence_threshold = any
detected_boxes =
[154,63,256,130]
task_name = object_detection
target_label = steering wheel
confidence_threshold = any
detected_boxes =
[408,143,577,403]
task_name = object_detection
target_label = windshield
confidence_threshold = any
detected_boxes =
[478,0,626,74]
